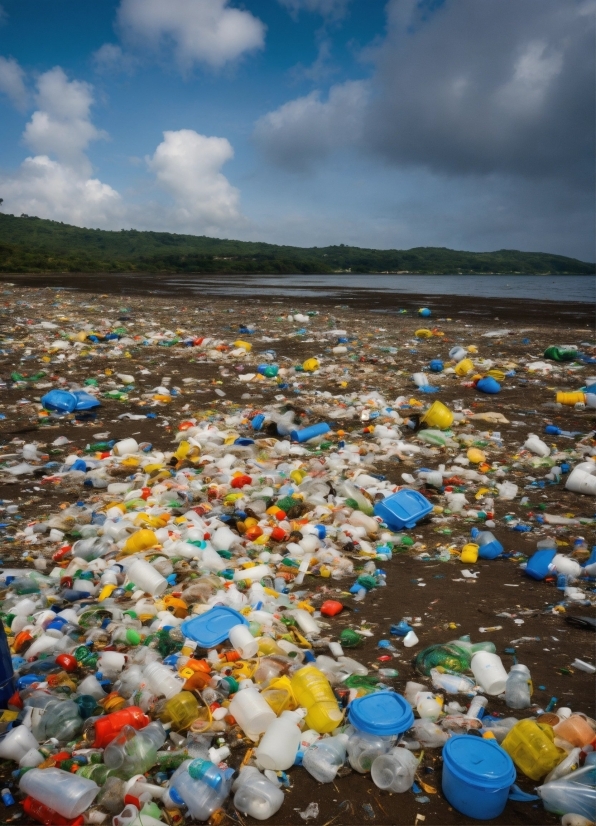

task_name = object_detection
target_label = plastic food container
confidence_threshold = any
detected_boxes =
[441,736,515,820]
[374,490,433,530]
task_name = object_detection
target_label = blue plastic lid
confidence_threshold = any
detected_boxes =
[348,692,414,736]
[180,606,248,647]
[442,736,515,788]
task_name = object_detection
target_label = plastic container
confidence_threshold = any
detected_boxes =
[113,438,139,456]
[471,651,508,695]
[90,706,150,748]
[556,391,586,405]
[104,722,166,777]
[454,358,474,377]
[553,714,596,748]
[233,766,285,821]
[229,624,259,659]
[20,768,99,819]
[449,346,467,362]
[122,530,158,554]
[374,490,433,530]
[471,529,504,560]
[502,719,564,780]
[566,467,596,495]
[420,401,453,429]
[302,733,348,783]
[159,692,199,731]
[0,724,39,762]
[290,423,330,442]
[524,434,551,457]
[229,687,277,741]
[460,543,479,563]
[291,666,343,733]
[180,606,248,647]
[441,735,516,820]
[525,549,557,580]
[476,377,501,394]
[255,710,303,770]
[371,747,419,792]
[144,662,184,700]
[126,560,167,597]
[23,796,85,826]
[505,664,532,709]
[168,758,234,821]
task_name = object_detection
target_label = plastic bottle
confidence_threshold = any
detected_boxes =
[471,651,508,695]
[232,766,285,821]
[144,662,184,699]
[126,560,168,597]
[87,706,149,748]
[302,733,349,783]
[22,796,84,826]
[430,669,476,694]
[167,758,234,821]
[291,666,343,733]
[371,747,419,793]
[158,692,199,731]
[229,624,259,658]
[20,769,99,819]
[501,719,564,780]
[505,664,532,709]
[553,714,596,748]
[465,695,488,720]
[255,709,303,770]
[524,434,551,457]
[36,699,83,742]
[104,722,167,777]
[228,687,276,742]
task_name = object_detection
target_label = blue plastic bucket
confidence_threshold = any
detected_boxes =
[442,736,515,820]
[525,549,556,580]
[478,539,504,560]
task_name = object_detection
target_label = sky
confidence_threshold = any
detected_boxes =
[0,0,594,260]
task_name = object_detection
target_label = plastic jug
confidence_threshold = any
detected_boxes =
[255,709,303,770]
[232,766,285,821]
[371,747,419,792]
[20,768,99,819]
[291,666,343,733]
[470,528,504,559]
[228,687,276,741]
[502,719,564,780]
[168,758,234,821]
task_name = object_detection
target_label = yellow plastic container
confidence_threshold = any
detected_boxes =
[455,358,474,376]
[291,665,343,733]
[556,391,586,406]
[415,328,433,339]
[234,340,252,351]
[159,691,199,731]
[421,401,454,430]
[467,448,486,464]
[122,529,158,555]
[302,358,319,372]
[460,543,479,564]
[502,719,564,780]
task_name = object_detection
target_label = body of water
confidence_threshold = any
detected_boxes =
[157,273,595,303]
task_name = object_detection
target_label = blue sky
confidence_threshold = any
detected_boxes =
[0,0,593,259]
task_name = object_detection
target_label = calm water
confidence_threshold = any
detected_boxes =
[164,273,594,303]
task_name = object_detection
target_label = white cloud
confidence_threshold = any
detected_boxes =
[146,129,242,231]
[116,0,265,71]
[92,43,137,74]
[277,0,351,20]
[0,55,28,111]
[253,80,368,171]
[23,67,107,175]
[0,154,123,226]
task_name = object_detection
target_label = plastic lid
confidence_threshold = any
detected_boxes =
[442,735,515,787]
[180,606,248,647]
[348,692,414,736]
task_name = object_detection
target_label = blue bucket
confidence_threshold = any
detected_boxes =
[442,736,515,820]
[525,549,556,580]
[373,490,433,530]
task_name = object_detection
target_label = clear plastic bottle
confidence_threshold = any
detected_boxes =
[302,733,348,783]
[505,664,532,709]
[167,758,234,821]
[104,722,167,777]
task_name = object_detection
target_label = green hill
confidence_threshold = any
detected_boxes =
[0,212,592,274]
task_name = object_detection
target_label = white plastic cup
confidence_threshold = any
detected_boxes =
[0,726,40,762]
[403,630,419,648]
[20,768,99,819]
[229,624,259,659]
[19,747,44,767]
[566,467,596,495]
[77,674,108,700]
[471,652,508,695]
[127,559,168,596]
[524,434,550,458]
[229,687,276,742]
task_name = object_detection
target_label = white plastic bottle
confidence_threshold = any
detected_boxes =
[255,710,303,771]
[302,733,348,783]
[232,766,285,821]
